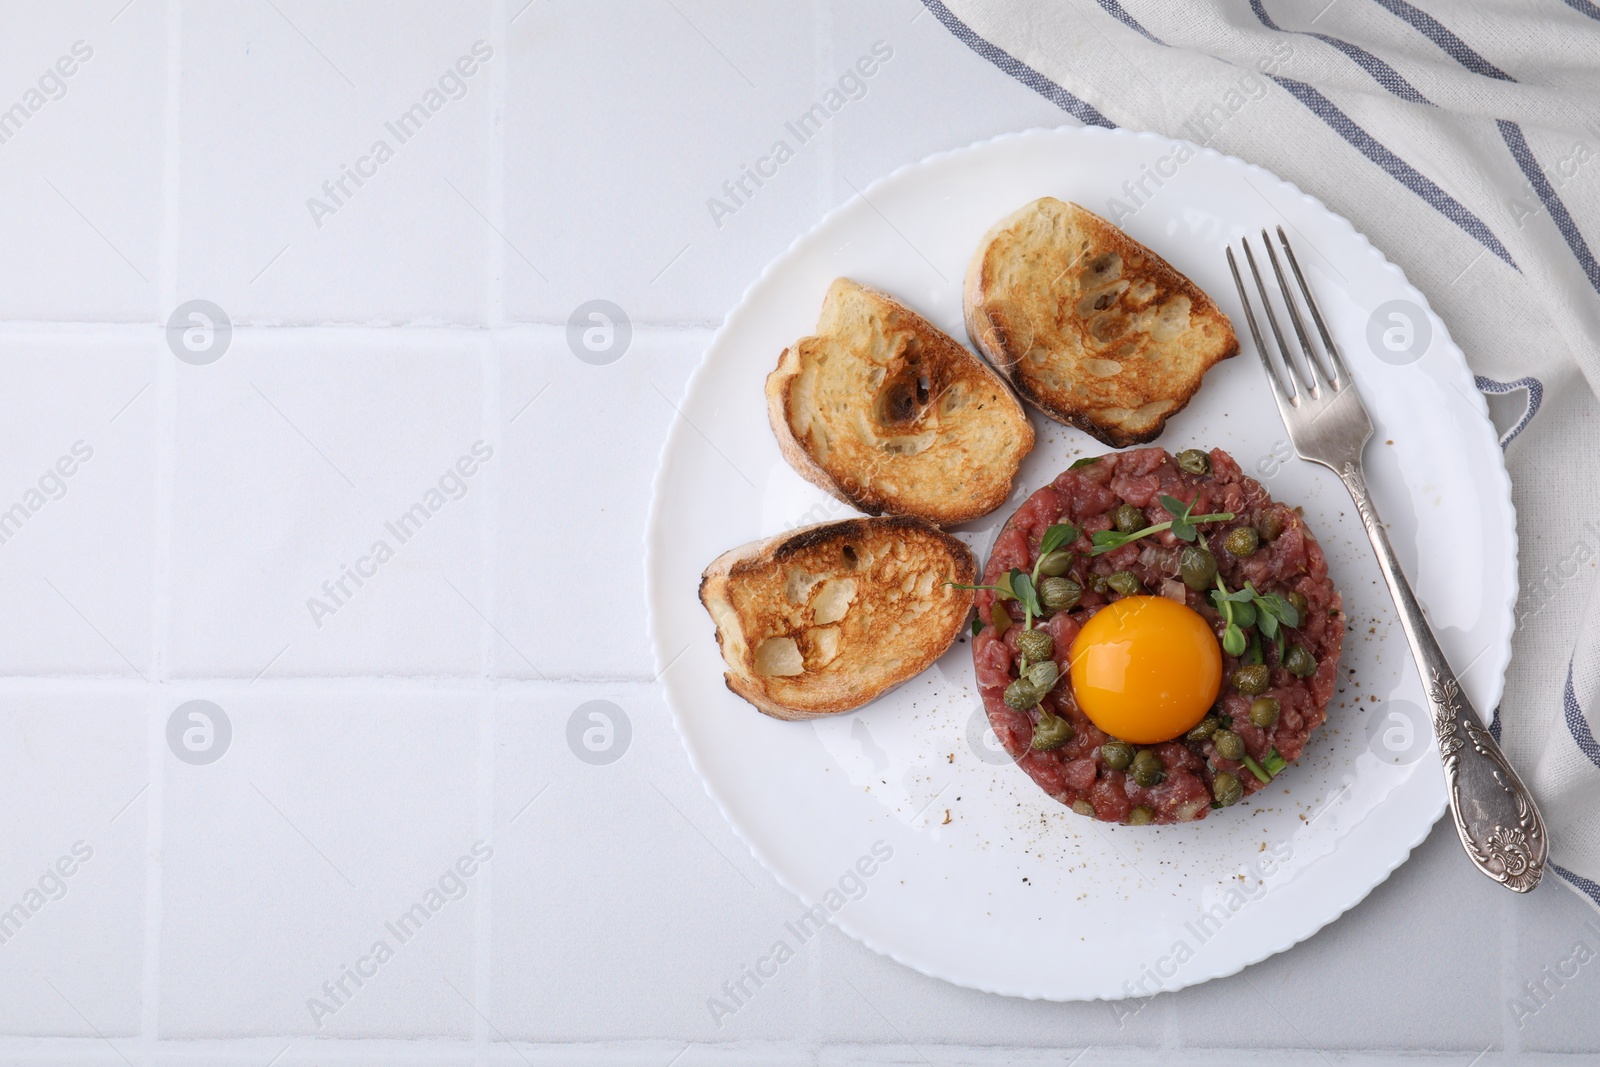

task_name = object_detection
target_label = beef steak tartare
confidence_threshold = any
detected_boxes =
[970,447,1343,824]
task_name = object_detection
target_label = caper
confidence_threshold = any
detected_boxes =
[1179,545,1218,590]
[1112,503,1145,534]
[1130,749,1165,787]
[1015,628,1054,663]
[1036,549,1074,576]
[1031,715,1075,751]
[1286,591,1309,621]
[1185,715,1221,744]
[1106,570,1141,596]
[1126,805,1155,826]
[1026,660,1060,691]
[1232,664,1270,696]
[1212,729,1245,761]
[1175,449,1211,476]
[1003,678,1040,710]
[1038,576,1082,612]
[1071,799,1096,817]
[1212,772,1243,807]
[1101,740,1134,771]
[1257,509,1286,543]
[1223,526,1261,558]
[1284,644,1317,678]
[1249,697,1281,728]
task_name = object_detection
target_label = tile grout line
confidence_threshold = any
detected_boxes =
[474,700,497,1066]
[481,0,509,692]
[0,321,720,337]
[474,3,508,1062]
[488,0,509,334]
[0,1037,1524,1061]
[0,319,723,331]
[139,0,185,1051]
[0,675,665,691]
[140,692,168,1064]
[813,0,834,252]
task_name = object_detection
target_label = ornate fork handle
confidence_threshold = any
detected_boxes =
[1338,461,1547,891]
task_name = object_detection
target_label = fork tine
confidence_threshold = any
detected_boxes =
[1242,237,1319,400]
[1226,244,1298,411]
[1275,225,1350,389]
[1260,229,1334,392]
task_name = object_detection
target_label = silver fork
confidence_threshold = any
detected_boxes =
[1226,227,1547,893]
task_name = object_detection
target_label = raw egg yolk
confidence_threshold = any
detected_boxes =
[1068,596,1222,744]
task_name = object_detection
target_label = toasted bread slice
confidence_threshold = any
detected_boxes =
[964,197,1238,447]
[767,278,1033,526]
[699,516,975,720]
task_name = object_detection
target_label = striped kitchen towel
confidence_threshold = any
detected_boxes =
[922,0,1600,910]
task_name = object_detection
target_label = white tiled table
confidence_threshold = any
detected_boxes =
[1,2,1595,1064]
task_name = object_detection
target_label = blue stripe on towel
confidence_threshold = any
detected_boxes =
[1092,2,1515,269]
[1269,76,1517,268]
[1553,863,1600,909]
[1371,5,1600,297]
[1371,4,1600,299]
[1498,121,1600,295]
[1565,0,1600,20]
[1566,663,1600,770]
[1368,0,1516,81]
[933,0,1517,270]
[1474,374,1545,448]
[1249,0,1432,105]
[917,0,1116,128]
[1095,0,1166,44]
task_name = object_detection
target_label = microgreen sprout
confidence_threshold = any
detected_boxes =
[1008,570,1042,633]
[1240,747,1289,785]
[1240,754,1271,785]
[1243,628,1263,666]
[1034,522,1079,570]
[953,524,1083,746]
[952,523,1077,664]
[948,568,1022,603]
[950,567,1043,658]
[1090,493,1234,556]
[1208,577,1301,656]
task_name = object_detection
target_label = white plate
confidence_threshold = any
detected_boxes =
[645,127,1515,1000]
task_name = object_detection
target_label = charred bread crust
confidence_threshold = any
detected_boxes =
[964,198,1238,447]
[766,278,1034,526]
[699,517,976,720]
